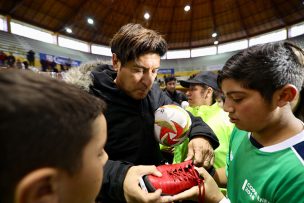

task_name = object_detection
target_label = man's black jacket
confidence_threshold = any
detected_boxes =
[89,65,219,203]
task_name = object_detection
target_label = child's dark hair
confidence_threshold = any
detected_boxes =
[218,41,304,103]
[0,69,107,203]
[164,75,177,84]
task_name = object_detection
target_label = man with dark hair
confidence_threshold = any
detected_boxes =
[0,69,108,203]
[163,75,187,104]
[65,23,219,203]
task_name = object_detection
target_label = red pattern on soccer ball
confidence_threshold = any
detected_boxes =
[159,120,184,146]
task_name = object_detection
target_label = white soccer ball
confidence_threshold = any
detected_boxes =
[154,105,191,146]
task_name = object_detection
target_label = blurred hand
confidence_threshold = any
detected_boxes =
[185,137,214,168]
[172,167,224,203]
[123,165,174,203]
[160,145,174,154]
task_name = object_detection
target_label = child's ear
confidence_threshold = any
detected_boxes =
[276,84,298,107]
[206,87,213,98]
[202,87,213,99]
[15,168,59,203]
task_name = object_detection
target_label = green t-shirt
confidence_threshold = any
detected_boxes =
[227,129,304,203]
[173,102,234,169]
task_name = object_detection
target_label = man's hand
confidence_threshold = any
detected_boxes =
[185,137,214,168]
[123,165,174,203]
[171,167,224,203]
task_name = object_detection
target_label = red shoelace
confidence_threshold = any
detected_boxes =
[164,162,205,203]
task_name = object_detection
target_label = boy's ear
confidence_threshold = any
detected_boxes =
[206,87,214,98]
[15,168,59,203]
[275,84,298,107]
[112,53,121,71]
[201,87,213,99]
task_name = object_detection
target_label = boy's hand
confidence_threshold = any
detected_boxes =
[171,167,224,203]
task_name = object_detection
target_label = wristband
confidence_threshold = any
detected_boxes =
[219,197,230,203]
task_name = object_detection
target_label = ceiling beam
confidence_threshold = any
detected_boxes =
[146,0,160,29]
[56,0,74,9]
[8,0,24,14]
[40,1,57,25]
[209,0,217,34]
[270,0,286,26]
[55,0,89,32]
[166,0,178,46]
[127,0,142,23]
[236,0,248,36]
[189,0,194,49]
[91,0,134,44]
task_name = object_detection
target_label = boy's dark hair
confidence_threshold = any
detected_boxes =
[218,41,304,103]
[110,23,167,66]
[0,69,106,203]
[164,75,177,84]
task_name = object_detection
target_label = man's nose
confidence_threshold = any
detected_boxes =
[141,71,154,86]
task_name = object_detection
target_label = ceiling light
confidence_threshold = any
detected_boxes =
[212,32,217,37]
[214,40,219,45]
[65,27,72,33]
[184,5,191,12]
[87,18,94,25]
[144,12,150,20]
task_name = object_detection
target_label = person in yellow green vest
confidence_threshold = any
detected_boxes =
[173,71,234,171]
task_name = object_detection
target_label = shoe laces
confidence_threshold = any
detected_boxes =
[166,162,205,203]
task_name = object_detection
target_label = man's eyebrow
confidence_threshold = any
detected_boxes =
[133,64,160,70]
[133,64,146,69]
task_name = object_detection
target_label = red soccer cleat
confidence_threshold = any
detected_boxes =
[143,160,205,202]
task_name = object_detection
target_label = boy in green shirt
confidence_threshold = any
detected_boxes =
[171,41,304,203]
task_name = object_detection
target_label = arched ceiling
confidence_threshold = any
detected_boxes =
[1,0,304,50]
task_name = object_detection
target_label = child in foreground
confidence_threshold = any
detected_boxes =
[0,69,108,203]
